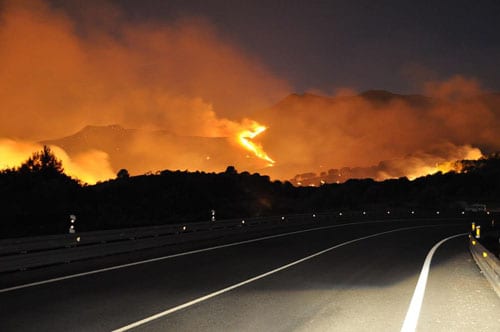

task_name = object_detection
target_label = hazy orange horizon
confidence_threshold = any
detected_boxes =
[1,1,498,184]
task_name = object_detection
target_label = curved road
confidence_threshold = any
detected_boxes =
[0,219,498,331]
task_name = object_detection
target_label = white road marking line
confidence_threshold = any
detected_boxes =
[400,232,467,332]
[112,224,449,332]
[0,219,407,293]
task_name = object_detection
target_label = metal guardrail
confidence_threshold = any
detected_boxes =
[0,214,324,272]
[469,235,500,297]
[0,213,470,273]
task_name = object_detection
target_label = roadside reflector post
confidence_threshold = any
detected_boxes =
[69,214,76,234]
[475,225,481,239]
[471,222,475,231]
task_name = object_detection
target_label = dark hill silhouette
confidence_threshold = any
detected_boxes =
[360,90,432,107]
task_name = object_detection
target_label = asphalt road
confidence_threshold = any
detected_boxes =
[0,219,498,331]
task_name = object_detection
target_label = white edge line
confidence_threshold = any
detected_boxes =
[112,224,450,332]
[0,219,408,293]
[400,232,467,332]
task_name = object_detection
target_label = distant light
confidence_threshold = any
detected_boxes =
[182,226,187,231]
[241,220,245,224]
[339,212,343,216]
[76,236,81,242]
[461,211,465,215]
[362,211,366,215]
[387,211,391,215]
[312,214,316,218]
[411,211,415,215]
[281,216,285,220]
[487,211,490,215]
[436,211,440,215]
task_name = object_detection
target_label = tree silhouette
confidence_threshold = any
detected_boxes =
[19,145,64,177]
[117,168,130,179]
[224,166,237,175]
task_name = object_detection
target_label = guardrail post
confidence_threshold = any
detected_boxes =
[471,222,476,232]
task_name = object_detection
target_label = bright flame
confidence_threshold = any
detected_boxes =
[406,146,483,180]
[237,122,275,166]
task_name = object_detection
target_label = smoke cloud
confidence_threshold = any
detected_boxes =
[0,138,115,183]
[0,1,498,185]
[0,0,289,182]
[256,76,499,182]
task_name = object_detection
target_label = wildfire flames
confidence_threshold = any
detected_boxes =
[0,1,498,185]
[237,123,275,166]
[405,147,484,180]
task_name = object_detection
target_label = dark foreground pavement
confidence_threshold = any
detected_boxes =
[0,219,498,331]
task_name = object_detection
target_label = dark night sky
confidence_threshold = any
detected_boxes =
[53,0,500,94]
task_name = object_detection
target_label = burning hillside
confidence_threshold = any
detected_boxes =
[1,1,499,184]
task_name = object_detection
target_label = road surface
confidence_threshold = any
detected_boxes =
[1,219,498,331]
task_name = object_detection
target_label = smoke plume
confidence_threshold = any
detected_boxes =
[0,0,288,182]
[256,77,498,183]
[1,1,498,184]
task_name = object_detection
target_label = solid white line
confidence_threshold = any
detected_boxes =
[400,232,467,332]
[0,219,404,293]
[112,224,447,332]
